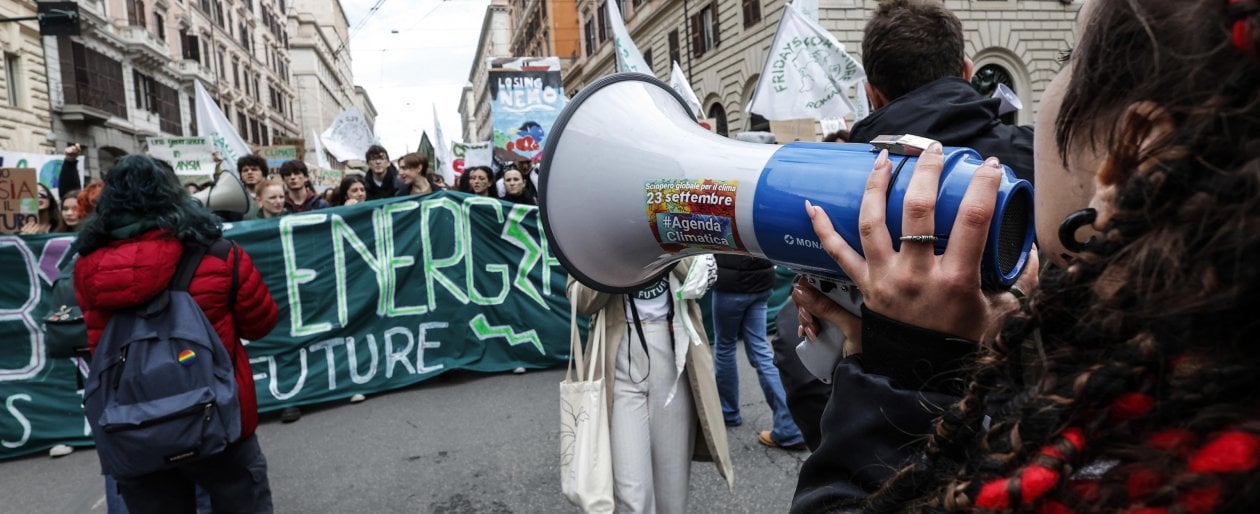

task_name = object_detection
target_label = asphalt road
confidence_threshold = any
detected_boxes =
[0,343,807,513]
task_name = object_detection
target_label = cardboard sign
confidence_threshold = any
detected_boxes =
[0,168,39,234]
[257,145,301,174]
[147,137,219,176]
[770,119,818,143]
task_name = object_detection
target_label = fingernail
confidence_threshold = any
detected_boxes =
[804,199,815,217]
[984,156,1000,168]
[874,149,889,168]
[805,327,817,343]
[797,326,805,338]
[927,142,943,155]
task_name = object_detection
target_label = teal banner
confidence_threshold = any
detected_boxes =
[0,191,575,460]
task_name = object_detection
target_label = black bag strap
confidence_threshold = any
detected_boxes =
[171,243,210,292]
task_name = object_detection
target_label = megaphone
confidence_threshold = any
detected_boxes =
[539,74,1033,295]
[192,170,253,215]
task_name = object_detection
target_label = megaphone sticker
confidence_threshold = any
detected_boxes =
[644,178,745,252]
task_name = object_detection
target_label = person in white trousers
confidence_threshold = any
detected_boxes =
[567,256,733,513]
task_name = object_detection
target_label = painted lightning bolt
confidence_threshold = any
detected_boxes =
[469,314,544,354]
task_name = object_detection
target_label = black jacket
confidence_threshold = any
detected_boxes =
[364,167,406,200]
[713,254,775,293]
[790,307,972,513]
[849,77,1036,183]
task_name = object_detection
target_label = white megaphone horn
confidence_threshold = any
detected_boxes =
[539,75,1034,379]
[192,170,252,215]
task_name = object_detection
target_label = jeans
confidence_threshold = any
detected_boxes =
[712,289,804,446]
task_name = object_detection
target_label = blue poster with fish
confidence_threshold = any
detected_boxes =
[489,57,569,164]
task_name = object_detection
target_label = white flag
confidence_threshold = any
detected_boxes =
[432,104,455,185]
[748,3,866,121]
[608,0,651,74]
[194,80,250,173]
[320,107,375,163]
[311,130,331,169]
[670,61,703,117]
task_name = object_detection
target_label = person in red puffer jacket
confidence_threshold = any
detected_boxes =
[75,155,278,514]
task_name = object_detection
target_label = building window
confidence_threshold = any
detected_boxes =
[154,12,166,41]
[4,53,20,108]
[971,63,1018,125]
[154,80,181,134]
[216,47,225,77]
[133,71,156,112]
[232,59,240,89]
[668,30,680,66]
[707,102,728,136]
[59,40,128,118]
[643,48,653,70]
[691,2,720,57]
[597,3,609,42]
[742,0,761,28]
[127,0,146,28]
[584,17,596,57]
[188,96,198,135]
[182,32,201,61]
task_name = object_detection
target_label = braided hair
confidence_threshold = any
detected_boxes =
[866,0,1260,511]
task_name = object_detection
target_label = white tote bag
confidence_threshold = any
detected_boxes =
[559,302,614,513]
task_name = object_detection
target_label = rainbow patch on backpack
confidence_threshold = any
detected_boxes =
[178,349,197,367]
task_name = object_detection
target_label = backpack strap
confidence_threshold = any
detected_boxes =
[171,243,210,292]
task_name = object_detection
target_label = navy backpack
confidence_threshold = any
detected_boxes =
[83,240,242,478]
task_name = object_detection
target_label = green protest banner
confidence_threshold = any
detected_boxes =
[0,191,575,460]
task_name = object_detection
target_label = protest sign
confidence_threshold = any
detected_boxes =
[489,57,569,163]
[0,192,574,459]
[258,145,301,174]
[146,137,218,177]
[311,167,342,192]
[769,119,818,143]
[451,141,493,175]
[321,107,376,163]
[748,2,866,121]
[0,168,39,234]
[609,0,651,74]
[195,80,250,173]
[0,151,83,195]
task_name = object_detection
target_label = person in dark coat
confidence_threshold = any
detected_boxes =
[75,155,278,513]
[846,0,1034,181]
[363,144,405,200]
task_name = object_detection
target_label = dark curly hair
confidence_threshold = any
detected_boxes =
[866,0,1260,512]
[236,153,269,173]
[77,155,222,255]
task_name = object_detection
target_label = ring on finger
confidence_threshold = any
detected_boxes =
[899,234,938,244]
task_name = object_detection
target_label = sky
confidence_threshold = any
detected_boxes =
[341,0,491,158]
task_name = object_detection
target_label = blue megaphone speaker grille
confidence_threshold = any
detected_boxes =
[539,74,1034,293]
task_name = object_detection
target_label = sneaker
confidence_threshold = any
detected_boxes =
[758,430,806,451]
[280,407,302,423]
[48,444,74,458]
[349,394,367,403]
[513,367,526,374]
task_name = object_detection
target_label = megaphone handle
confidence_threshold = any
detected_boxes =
[794,275,864,384]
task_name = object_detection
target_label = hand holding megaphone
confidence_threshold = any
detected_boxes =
[798,145,1041,351]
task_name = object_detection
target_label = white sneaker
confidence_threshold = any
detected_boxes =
[513,367,526,374]
[49,444,74,458]
[349,393,367,403]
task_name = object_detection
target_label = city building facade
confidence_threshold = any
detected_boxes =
[0,0,55,154]
[461,0,512,143]
[289,0,365,168]
[40,0,299,177]
[560,0,1076,138]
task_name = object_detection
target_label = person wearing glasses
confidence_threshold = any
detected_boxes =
[362,145,405,200]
